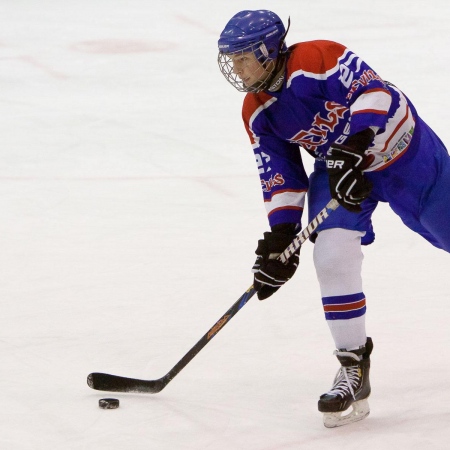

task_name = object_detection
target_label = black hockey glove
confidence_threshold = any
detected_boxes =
[252,224,300,301]
[326,130,375,213]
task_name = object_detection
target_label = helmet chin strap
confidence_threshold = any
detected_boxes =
[267,62,286,92]
[255,52,286,93]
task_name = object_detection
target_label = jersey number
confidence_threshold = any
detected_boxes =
[255,152,271,174]
[339,54,362,89]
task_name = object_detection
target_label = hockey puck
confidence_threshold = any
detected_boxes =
[99,398,120,409]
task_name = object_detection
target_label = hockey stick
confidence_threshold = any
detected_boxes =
[87,198,340,393]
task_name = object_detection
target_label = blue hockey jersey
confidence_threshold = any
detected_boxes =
[242,40,417,228]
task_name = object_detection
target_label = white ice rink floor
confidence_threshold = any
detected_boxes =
[1,1,450,449]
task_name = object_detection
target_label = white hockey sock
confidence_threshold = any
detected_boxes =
[313,228,367,350]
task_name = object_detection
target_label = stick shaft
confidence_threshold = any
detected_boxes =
[87,199,339,393]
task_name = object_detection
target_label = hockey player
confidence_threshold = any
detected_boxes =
[217,10,450,428]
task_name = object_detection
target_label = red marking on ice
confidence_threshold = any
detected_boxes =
[70,39,176,54]
[0,174,242,197]
[1,55,68,79]
[174,14,217,35]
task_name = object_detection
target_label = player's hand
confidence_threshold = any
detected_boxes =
[252,224,300,300]
[326,143,374,213]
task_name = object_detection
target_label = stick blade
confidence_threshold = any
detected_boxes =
[87,372,166,394]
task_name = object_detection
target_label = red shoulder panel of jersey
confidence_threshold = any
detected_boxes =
[286,40,347,76]
[242,91,274,121]
[242,91,274,144]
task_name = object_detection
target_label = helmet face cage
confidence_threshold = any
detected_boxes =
[217,42,276,93]
[217,10,287,93]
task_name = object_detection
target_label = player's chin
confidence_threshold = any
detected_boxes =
[246,79,263,91]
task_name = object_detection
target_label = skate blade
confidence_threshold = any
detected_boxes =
[323,398,370,428]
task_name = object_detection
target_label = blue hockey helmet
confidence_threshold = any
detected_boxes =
[218,10,287,60]
[218,10,288,93]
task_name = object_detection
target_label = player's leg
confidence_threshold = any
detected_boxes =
[308,162,377,246]
[420,170,450,252]
[367,117,450,252]
[313,228,367,350]
[313,228,373,427]
[308,163,376,427]
[308,163,376,350]
[418,125,450,252]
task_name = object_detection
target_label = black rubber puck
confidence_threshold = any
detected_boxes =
[99,398,120,409]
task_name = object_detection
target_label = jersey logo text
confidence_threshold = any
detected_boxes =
[289,101,348,152]
[261,173,285,192]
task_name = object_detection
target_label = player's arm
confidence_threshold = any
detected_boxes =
[321,42,392,136]
[316,43,386,210]
[256,144,308,227]
[251,134,309,299]
[289,41,392,137]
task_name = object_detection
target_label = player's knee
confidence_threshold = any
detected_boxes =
[313,228,364,280]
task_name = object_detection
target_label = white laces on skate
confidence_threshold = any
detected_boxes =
[326,350,361,399]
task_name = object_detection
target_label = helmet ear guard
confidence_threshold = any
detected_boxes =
[217,10,290,93]
[259,42,270,58]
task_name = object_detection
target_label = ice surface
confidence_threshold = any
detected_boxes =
[1,1,449,448]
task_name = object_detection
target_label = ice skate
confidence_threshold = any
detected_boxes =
[318,337,373,428]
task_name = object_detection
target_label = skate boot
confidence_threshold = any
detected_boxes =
[318,337,373,428]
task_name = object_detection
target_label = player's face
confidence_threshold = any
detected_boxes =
[230,52,274,88]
